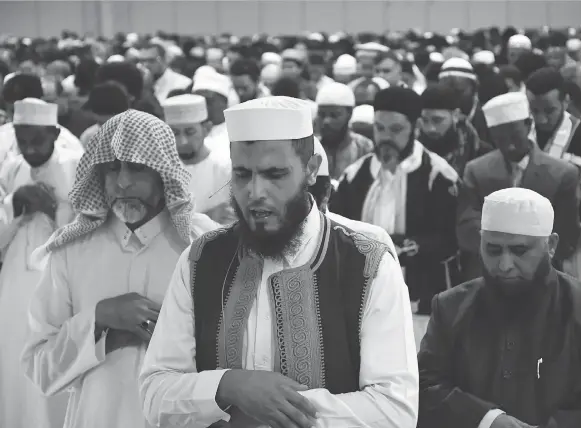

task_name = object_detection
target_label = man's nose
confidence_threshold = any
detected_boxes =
[248,175,267,199]
[116,167,132,189]
[498,252,515,272]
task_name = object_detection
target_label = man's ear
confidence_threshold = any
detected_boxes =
[202,120,213,135]
[50,126,61,141]
[306,153,322,186]
[548,233,560,259]
[452,108,461,123]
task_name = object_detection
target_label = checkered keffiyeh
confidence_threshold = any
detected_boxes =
[43,109,195,252]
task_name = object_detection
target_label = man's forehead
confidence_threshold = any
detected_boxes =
[231,140,297,165]
[374,110,409,125]
[421,109,452,118]
[481,230,541,245]
[527,88,561,103]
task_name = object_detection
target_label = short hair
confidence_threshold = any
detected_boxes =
[74,59,100,95]
[271,77,301,98]
[375,50,402,66]
[498,65,523,86]
[2,73,43,103]
[95,61,144,99]
[309,176,333,207]
[167,88,191,99]
[85,81,130,116]
[514,52,548,80]
[526,67,566,97]
[229,58,261,82]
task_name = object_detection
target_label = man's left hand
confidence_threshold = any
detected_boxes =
[401,239,419,257]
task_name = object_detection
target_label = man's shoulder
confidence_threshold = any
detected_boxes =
[465,149,501,172]
[188,223,237,262]
[435,278,486,320]
[535,150,578,176]
[340,153,374,184]
[349,131,374,153]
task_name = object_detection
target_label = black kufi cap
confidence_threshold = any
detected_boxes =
[373,86,422,123]
[420,83,459,110]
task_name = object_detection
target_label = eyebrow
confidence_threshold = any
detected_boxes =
[233,166,290,174]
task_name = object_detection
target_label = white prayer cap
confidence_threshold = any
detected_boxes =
[483,92,530,128]
[261,64,281,84]
[349,104,374,125]
[162,94,208,125]
[193,71,231,99]
[126,33,139,44]
[308,32,324,43]
[3,72,15,85]
[107,54,125,63]
[429,52,445,63]
[282,49,305,64]
[193,65,216,80]
[315,82,355,107]
[354,42,390,53]
[313,136,329,177]
[206,47,224,61]
[472,50,495,65]
[261,52,282,66]
[225,96,313,142]
[482,188,554,237]
[567,38,581,51]
[125,47,140,60]
[333,54,357,76]
[439,58,476,81]
[13,98,58,127]
[166,45,184,61]
[508,34,532,50]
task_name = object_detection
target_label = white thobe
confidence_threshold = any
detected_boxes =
[185,149,232,218]
[0,147,80,428]
[20,212,197,428]
[154,68,192,103]
[0,122,84,164]
[140,203,419,428]
[205,122,231,159]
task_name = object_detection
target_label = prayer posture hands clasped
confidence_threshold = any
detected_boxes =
[95,292,161,353]
[13,183,57,220]
[216,370,319,428]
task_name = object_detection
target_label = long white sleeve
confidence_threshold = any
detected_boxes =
[300,252,419,428]
[0,157,24,252]
[139,248,231,428]
[21,250,108,397]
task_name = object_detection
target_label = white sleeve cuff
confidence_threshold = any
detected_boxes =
[478,409,506,428]
[191,369,232,421]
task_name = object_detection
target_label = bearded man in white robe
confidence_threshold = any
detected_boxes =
[0,98,80,428]
[21,110,219,428]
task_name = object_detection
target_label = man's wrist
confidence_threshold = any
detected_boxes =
[216,369,238,410]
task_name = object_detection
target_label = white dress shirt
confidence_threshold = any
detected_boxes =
[140,203,419,428]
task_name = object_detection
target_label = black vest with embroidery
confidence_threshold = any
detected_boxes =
[189,213,389,394]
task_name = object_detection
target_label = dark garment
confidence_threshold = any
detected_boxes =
[190,214,389,393]
[133,90,164,119]
[460,95,491,144]
[330,152,458,312]
[457,148,581,281]
[58,107,99,138]
[418,270,581,428]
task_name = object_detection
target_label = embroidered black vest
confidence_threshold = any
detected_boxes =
[189,213,389,394]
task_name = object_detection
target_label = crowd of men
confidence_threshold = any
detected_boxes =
[0,24,580,428]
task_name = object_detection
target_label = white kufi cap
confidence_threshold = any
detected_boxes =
[316,82,355,107]
[333,54,357,76]
[313,136,329,177]
[482,188,554,236]
[508,34,532,50]
[472,50,495,65]
[567,38,581,51]
[162,94,208,125]
[13,98,58,127]
[261,52,282,66]
[349,104,374,125]
[439,58,476,81]
[107,54,125,63]
[193,72,232,99]
[483,92,530,128]
[225,96,313,142]
[261,64,281,84]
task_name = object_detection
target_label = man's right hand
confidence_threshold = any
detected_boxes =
[105,329,143,354]
[95,292,162,341]
[13,184,56,219]
[216,370,318,428]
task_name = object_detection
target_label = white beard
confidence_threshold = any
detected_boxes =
[111,199,148,224]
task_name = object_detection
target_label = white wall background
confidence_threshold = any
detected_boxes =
[0,0,580,38]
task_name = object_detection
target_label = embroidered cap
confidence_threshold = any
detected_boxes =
[483,92,530,127]
[225,96,313,142]
[315,82,355,107]
[162,94,208,125]
[482,188,554,237]
[13,98,58,127]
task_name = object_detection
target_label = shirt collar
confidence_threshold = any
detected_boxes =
[110,209,171,249]
[370,140,424,179]
[283,199,320,267]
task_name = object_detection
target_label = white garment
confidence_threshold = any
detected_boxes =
[21,211,212,428]
[0,147,80,428]
[315,75,335,91]
[510,155,530,187]
[185,149,231,214]
[79,123,101,148]
[205,122,231,158]
[154,68,192,103]
[361,142,424,234]
[139,203,419,428]
[0,122,84,164]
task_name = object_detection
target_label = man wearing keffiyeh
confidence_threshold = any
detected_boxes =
[21,109,219,428]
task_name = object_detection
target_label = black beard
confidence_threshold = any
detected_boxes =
[232,184,311,260]
[482,254,552,305]
[22,142,55,168]
[418,125,458,157]
[374,131,416,164]
[320,122,350,149]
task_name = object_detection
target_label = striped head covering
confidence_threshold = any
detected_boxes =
[40,109,195,253]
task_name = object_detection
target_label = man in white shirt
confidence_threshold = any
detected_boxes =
[139,97,418,428]
[21,110,219,428]
[162,94,235,224]
[140,43,192,103]
[0,98,80,428]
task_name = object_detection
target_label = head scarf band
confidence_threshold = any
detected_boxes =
[38,109,196,255]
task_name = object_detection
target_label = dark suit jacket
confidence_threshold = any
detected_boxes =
[417,272,581,428]
[457,148,580,279]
